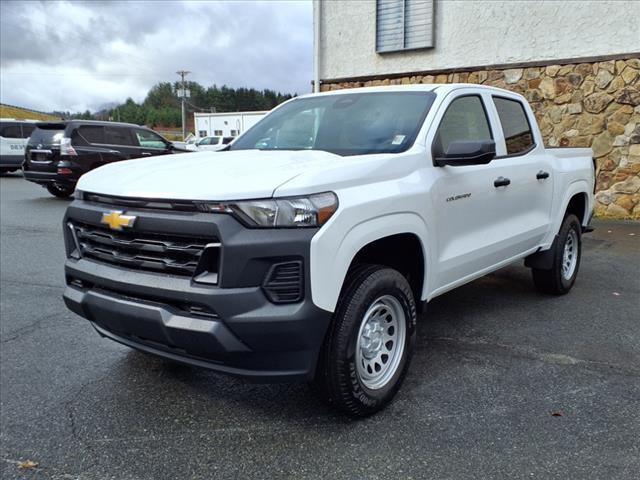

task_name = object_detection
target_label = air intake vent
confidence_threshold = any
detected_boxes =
[262,261,303,304]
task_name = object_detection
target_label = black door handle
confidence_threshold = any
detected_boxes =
[536,170,550,180]
[494,176,511,187]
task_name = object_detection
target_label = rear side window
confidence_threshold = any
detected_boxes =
[104,127,135,146]
[222,137,234,144]
[433,96,492,156]
[1,124,21,138]
[78,126,105,144]
[493,97,534,155]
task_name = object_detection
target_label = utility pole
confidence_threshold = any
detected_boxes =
[176,70,190,140]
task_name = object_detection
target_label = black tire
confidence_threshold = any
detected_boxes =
[315,264,416,417]
[532,214,582,295]
[46,183,75,198]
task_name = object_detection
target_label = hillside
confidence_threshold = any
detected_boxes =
[0,104,60,121]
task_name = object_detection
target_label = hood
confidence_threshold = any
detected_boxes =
[76,149,346,200]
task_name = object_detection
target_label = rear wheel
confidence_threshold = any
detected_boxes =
[46,183,75,198]
[532,214,582,295]
[316,265,416,417]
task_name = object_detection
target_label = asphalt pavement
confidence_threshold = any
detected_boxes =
[1,172,639,479]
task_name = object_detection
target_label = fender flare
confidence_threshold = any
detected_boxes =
[554,180,591,231]
[309,212,431,313]
[527,180,591,268]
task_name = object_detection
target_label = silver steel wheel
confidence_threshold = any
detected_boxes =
[562,228,578,280]
[356,295,406,390]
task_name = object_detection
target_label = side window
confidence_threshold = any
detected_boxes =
[433,96,492,156]
[199,137,211,145]
[78,126,105,144]
[222,137,234,144]
[135,129,167,149]
[104,127,135,146]
[1,124,22,138]
[493,97,535,155]
[21,124,36,139]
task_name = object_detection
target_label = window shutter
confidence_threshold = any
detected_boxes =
[376,0,434,53]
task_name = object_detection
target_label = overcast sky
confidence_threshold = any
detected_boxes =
[0,0,313,113]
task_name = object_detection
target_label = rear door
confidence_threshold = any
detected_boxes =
[488,95,554,247]
[71,125,136,168]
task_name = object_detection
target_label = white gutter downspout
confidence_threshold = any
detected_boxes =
[313,0,321,93]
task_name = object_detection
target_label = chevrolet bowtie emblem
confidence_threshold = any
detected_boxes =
[101,210,136,231]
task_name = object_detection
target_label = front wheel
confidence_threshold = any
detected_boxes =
[46,183,75,198]
[531,214,582,295]
[316,265,416,417]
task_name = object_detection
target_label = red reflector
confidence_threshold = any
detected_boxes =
[57,168,73,175]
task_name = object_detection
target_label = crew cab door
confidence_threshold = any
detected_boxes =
[429,91,505,288]
[488,94,554,249]
[429,89,552,291]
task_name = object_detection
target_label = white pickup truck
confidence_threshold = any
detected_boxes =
[62,85,594,416]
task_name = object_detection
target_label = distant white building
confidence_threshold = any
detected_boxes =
[193,111,267,138]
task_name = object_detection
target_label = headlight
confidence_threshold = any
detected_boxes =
[197,192,338,228]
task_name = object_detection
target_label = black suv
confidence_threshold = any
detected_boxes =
[23,120,188,198]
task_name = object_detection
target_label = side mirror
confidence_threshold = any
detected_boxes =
[435,140,496,167]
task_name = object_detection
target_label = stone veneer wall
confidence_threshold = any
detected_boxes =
[320,56,640,218]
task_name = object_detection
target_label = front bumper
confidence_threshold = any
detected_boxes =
[63,199,332,382]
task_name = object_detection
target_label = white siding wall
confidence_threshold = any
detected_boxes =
[318,0,640,81]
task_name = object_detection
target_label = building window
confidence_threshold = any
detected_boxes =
[376,0,434,53]
[230,130,238,137]
[214,130,223,136]
[198,130,207,137]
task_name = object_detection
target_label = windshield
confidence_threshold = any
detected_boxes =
[230,91,436,156]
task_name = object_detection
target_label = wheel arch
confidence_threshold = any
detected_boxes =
[310,213,431,313]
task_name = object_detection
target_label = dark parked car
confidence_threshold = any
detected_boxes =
[22,120,189,198]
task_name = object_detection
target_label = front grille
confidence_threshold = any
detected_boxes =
[84,192,199,212]
[71,221,216,277]
[262,261,303,303]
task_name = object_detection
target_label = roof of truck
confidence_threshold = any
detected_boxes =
[301,84,523,98]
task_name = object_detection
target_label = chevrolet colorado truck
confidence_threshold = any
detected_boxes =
[62,85,595,416]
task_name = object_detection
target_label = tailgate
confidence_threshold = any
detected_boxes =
[24,124,64,171]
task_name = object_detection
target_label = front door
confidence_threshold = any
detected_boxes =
[134,128,171,158]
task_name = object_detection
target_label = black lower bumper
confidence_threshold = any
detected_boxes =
[63,211,332,382]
